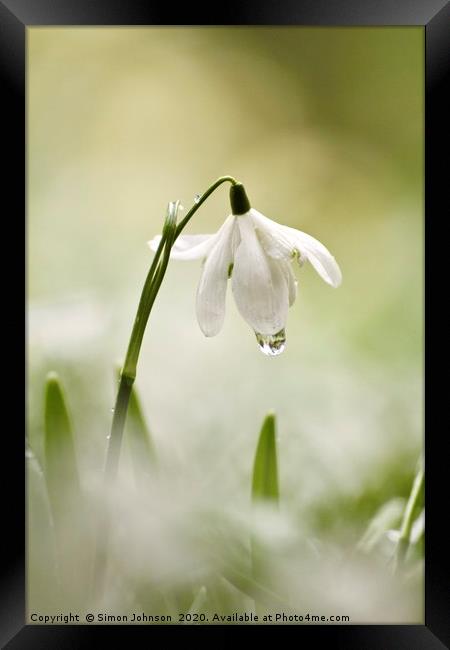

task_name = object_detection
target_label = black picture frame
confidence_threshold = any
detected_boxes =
[3,0,449,646]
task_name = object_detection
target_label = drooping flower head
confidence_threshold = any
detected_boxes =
[149,184,341,355]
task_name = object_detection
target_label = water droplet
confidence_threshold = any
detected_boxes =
[255,329,286,356]
[194,194,201,204]
[111,408,115,413]
[106,434,111,440]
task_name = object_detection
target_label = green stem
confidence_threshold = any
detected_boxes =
[121,201,179,383]
[175,175,237,237]
[106,175,237,476]
[394,464,424,570]
[93,176,237,601]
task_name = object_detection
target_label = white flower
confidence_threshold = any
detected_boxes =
[149,188,341,355]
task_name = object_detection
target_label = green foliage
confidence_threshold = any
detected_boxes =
[44,372,80,518]
[395,462,424,569]
[250,411,280,606]
[43,373,91,608]
[114,367,157,482]
[251,412,279,504]
[127,382,158,481]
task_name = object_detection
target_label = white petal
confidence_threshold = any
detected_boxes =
[279,260,297,307]
[196,217,237,337]
[292,230,342,288]
[148,234,163,252]
[148,233,216,261]
[250,209,295,259]
[148,214,238,262]
[232,216,289,335]
[250,209,342,288]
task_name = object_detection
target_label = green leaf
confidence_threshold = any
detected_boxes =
[394,461,425,570]
[115,367,157,482]
[250,412,281,604]
[127,382,158,480]
[44,371,80,517]
[251,411,279,503]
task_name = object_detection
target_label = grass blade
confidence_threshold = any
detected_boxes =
[394,460,424,570]
[127,382,157,481]
[250,411,280,611]
[251,411,279,503]
[114,367,157,483]
[43,372,88,605]
[44,371,80,516]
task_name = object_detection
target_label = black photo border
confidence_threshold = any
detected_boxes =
[2,0,449,646]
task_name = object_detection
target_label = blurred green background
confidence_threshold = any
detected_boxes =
[27,27,423,622]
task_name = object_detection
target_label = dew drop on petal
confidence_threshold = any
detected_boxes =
[255,329,286,356]
[194,194,201,204]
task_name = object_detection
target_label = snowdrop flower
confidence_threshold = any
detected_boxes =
[149,184,341,355]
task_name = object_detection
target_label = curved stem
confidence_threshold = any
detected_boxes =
[93,176,237,600]
[121,176,237,384]
[122,201,179,382]
[103,205,177,482]
[175,175,237,237]
[104,176,237,481]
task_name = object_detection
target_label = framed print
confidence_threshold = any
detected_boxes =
[2,0,449,646]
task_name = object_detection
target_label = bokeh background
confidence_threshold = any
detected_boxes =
[27,27,424,623]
